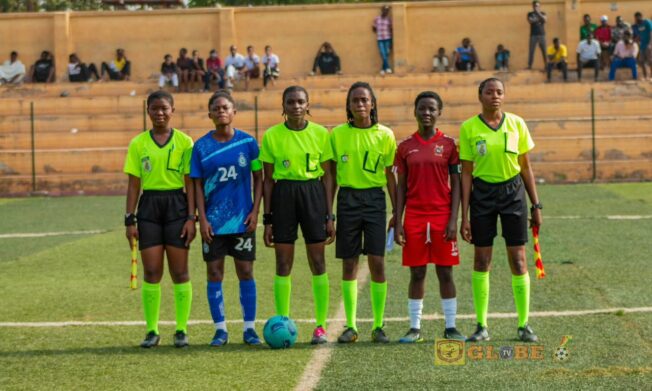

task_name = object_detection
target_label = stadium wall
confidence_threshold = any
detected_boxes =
[1,0,650,81]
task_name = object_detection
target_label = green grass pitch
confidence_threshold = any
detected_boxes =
[1,183,651,390]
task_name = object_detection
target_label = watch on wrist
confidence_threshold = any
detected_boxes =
[530,203,543,212]
[124,213,136,226]
[187,215,197,222]
[263,213,273,226]
[325,214,336,222]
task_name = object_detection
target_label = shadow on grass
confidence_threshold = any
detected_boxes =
[0,341,321,358]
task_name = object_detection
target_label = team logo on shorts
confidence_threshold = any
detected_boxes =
[451,241,459,257]
[476,140,487,156]
[238,152,248,167]
[434,144,444,157]
[141,157,152,172]
[341,154,349,163]
[283,160,291,168]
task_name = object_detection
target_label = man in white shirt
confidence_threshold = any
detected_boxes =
[243,45,260,91]
[261,45,280,88]
[224,45,246,90]
[576,32,601,81]
[0,51,26,85]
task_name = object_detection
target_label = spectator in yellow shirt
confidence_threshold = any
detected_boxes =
[546,37,568,82]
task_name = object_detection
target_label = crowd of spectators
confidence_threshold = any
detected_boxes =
[1,4,650,88]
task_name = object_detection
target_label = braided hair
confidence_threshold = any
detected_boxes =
[346,81,378,126]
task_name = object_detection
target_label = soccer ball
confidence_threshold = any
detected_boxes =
[263,316,298,349]
[554,347,570,362]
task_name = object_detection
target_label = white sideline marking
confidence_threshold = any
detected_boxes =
[546,215,652,220]
[294,267,371,391]
[0,230,106,239]
[2,306,650,328]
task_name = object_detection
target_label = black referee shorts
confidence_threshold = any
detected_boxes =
[137,189,189,250]
[470,175,528,247]
[336,187,386,259]
[271,179,327,244]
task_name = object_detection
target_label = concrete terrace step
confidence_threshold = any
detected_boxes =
[2,82,650,116]
[2,117,651,150]
[1,99,651,134]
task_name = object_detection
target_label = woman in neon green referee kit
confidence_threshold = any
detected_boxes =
[124,91,196,348]
[260,86,336,345]
[331,81,397,343]
[459,78,543,343]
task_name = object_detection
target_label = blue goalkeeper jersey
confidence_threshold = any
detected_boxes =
[190,129,261,235]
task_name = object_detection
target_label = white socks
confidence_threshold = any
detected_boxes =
[441,297,457,329]
[215,321,227,331]
[243,320,255,331]
[408,299,424,329]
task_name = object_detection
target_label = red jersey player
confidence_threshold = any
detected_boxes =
[394,91,465,342]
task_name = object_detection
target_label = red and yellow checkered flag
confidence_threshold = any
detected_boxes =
[532,225,545,279]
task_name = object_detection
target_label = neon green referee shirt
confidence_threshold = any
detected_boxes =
[330,123,396,189]
[259,121,333,181]
[459,113,534,183]
[123,129,193,190]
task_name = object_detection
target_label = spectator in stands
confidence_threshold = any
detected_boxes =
[176,48,193,92]
[432,47,449,72]
[224,45,246,90]
[29,51,55,83]
[609,30,639,80]
[244,45,260,91]
[190,50,205,92]
[633,11,652,80]
[576,32,601,81]
[580,14,598,40]
[0,51,26,85]
[101,48,130,81]
[454,38,481,71]
[495,44,511,71]
[311,42,341,75]
[546,37,568,82]
[262,45,280,88]
[594,15,612,70]
[372,5,393,75]
[612,16,632,47]
[204,49,224,91]
[527,1,547,70]
[159,54,179,91]
[68,53,100,82]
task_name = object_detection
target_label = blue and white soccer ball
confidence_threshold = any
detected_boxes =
[263,316,298,349]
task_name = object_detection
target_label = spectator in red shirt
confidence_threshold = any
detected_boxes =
[372,5,393,75]
[204,49,224,91]
[595,15,613,69]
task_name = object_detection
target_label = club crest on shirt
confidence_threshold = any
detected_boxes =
[434,144,444,157]
[476,140,487,156]
[238,152,248,167]
[341,154,349,163]
[283,160,291,168]
[141,157,152,172]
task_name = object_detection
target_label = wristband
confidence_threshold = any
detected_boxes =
[187,215,197,222]
[530,203,543,212]
[325,214,336,222]
[263,213,273,225]
[124,213,136,226]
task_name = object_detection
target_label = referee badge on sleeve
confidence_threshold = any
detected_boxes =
[476,140,487,156]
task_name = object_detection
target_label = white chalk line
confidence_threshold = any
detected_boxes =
[2,306,650,328]
[294,267,370,391]
[0,229,107,239]
[546,215,652,220]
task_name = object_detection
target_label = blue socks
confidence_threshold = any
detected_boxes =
[207,281,226,330]
[240,279,257,330]
[207,279,257,331]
